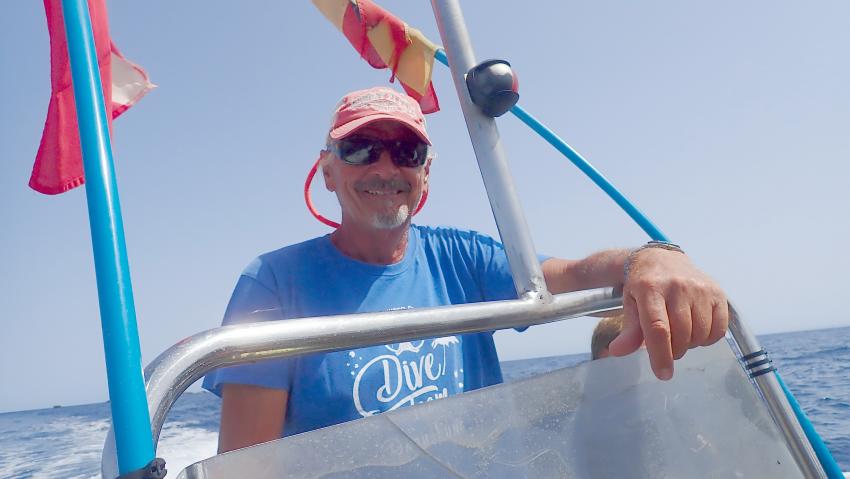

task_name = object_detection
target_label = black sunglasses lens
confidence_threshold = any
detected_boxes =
[336,138,379,165]
[391,141,428,168]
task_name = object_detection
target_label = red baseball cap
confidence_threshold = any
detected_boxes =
[328,86,431,145]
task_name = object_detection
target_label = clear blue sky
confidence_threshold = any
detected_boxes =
[2,1,848,413]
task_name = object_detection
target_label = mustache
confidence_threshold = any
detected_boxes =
[355,177,411,192]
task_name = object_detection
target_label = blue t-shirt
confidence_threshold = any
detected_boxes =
[203,225,522,436]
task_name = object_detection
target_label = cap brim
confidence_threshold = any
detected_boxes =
[329,114,431,145]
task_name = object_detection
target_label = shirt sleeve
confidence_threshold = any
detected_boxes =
[202,258,296,396]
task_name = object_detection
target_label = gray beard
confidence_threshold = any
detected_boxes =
[370,203,410,229]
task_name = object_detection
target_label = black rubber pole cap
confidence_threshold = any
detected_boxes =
[466,59,520,117]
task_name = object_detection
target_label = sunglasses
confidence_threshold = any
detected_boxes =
[328,136,429,168]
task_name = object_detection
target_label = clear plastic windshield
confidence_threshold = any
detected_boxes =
[179,341,803,478]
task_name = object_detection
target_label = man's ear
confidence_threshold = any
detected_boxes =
[321,151,336,192]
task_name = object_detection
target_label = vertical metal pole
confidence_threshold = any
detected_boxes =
[431,0,549,300]
[61,0,155,474]
[507,103,668,241]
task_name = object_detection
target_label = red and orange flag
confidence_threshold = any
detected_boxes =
[313,0,440,113]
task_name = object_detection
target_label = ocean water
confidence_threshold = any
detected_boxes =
[1,326,847,478]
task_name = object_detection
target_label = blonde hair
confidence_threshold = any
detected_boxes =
[591,314,625,360]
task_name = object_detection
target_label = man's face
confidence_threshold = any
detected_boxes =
[322,120,430,230]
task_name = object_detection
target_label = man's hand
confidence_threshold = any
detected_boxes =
[607,248,729,380]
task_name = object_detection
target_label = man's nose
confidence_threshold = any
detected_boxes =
[368,149,400,177]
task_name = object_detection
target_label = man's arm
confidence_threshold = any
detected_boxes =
[542,247,728,380]
[218,383,288,453]
[541,249,628,293]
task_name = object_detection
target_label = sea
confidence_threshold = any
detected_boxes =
[1,326,848,478]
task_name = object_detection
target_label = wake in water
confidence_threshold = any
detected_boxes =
[0,394,217,478]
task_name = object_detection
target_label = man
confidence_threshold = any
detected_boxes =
[591,314,626,360]
[203,86,728,453]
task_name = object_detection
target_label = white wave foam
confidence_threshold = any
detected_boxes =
[0,414,216,478]
[0,415,110,479]
[156,421,218,476]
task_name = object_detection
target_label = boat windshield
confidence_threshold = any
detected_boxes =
[178,341,804,478]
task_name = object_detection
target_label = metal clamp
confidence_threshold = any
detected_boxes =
[116,458,166,479]
[742,348,777,378]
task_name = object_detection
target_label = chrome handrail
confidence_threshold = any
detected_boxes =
[102,287,622,478]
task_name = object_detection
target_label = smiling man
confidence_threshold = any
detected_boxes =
[202,86,729,453]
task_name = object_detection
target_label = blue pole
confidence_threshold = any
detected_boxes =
[777,375,846,478]
[61,0,155,474]
[435,47,842,478]
[435,49,668,240]
[507,104,669,241]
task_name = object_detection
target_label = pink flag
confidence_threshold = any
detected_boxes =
[31,0,154,195]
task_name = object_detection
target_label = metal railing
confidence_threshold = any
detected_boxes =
[101,287,622,477]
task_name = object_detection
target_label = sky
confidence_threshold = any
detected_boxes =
[1,1,849,413]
